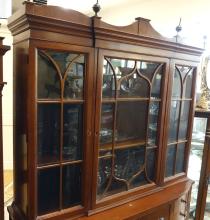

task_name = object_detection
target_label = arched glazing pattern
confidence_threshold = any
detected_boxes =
[165,65,195,178]
[97,57,165,199]
[36,49,86,215]
[37,51,61,99]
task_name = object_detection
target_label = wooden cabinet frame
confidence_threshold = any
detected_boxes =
[91,49,170,211]
[28,41,96,219]
[7,2,203,220]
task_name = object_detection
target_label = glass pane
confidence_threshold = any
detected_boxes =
[151,67,162,99]
[64,55,85,99]
[63,104,83,161]
[165,145,176,177]
[188,118,207,219]
[116,101,148,142]
[107,58,150,98]
[62,164,82,208]
[107,58,151,98]
[171,69,181,98]
[168,101,181,143]
[204,179,210,219]
[107,178,127,195]
[37,51,61,99]
[148,102,160,147]
[146,148,156,181]
[175,143,185,174]
[114,146,145,181]
[131,172,148,189]
[176,65,191,80]
[38,167,60,215]
[183,69,193,98]
[102,59,116,98]
[38,104,60,165]
[97,157,112,197]
[47,51,79,77]
[178,101,191,140]
[100,104,114,145]
[119,73,149,98]
[138,61,159,81]
[108,58,135,74]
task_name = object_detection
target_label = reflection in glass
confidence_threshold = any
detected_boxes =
[148,102,159,146]
[48,51,79,77]
[172,69,181,98]
[108,58,135,73]
[102,59,116,98]
[114,146,145,181]
[176,65,191,79]
[119,75,149,98]
[107,58,135,98]
[168,101,180,143]
[165,145,176,177]
[146,148,156,181]
[64,55,85,99]
[188,118,207,219]
[100,104,113,146]
[178,101,191,140]
[131,172,147,188]
[116,101,147,142]
[97,157,112,196]
[183,69,193,98]
[107,178,127,195]
[62,164,82,208]
[151,68,162,98]
[38,51,61,99]
[175,143,185,173]
[38,104,60,165]
[138,61,159,81]
[63,104,83,161]
[38,167,60,215]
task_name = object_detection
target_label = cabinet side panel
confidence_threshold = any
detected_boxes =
[13,41,29,216]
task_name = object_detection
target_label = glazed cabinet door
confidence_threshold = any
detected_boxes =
[92,49,169,208]
[29,44,95,219]
[165,61,197,180]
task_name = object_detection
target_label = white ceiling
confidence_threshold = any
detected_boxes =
[12,0,210,49]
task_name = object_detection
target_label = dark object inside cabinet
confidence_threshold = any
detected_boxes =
[7,2,203,220]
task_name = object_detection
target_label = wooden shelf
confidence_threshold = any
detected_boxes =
[99,139,146,151]
[37,99,84,103]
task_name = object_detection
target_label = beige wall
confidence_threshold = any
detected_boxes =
[0,19,13,170]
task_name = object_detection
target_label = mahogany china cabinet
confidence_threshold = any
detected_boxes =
[7,2,203,220]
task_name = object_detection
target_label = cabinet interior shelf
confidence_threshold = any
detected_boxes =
[99,139,147,151]
[102,98,161,103]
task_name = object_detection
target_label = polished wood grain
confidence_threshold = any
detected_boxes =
[7,2,203,220]
[78,179,193,220]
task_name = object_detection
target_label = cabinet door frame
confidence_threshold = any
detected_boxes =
[91,48,170,211]
[162,59,198,184]
[28,40,95,219]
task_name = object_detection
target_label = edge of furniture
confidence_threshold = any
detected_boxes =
[7,2,203,220]
[0,37,10,220]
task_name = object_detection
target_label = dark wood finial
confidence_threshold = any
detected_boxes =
[176,18,182,34]
[93,0,101,17]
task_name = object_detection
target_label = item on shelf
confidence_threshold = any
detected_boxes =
[7,2,203,220]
